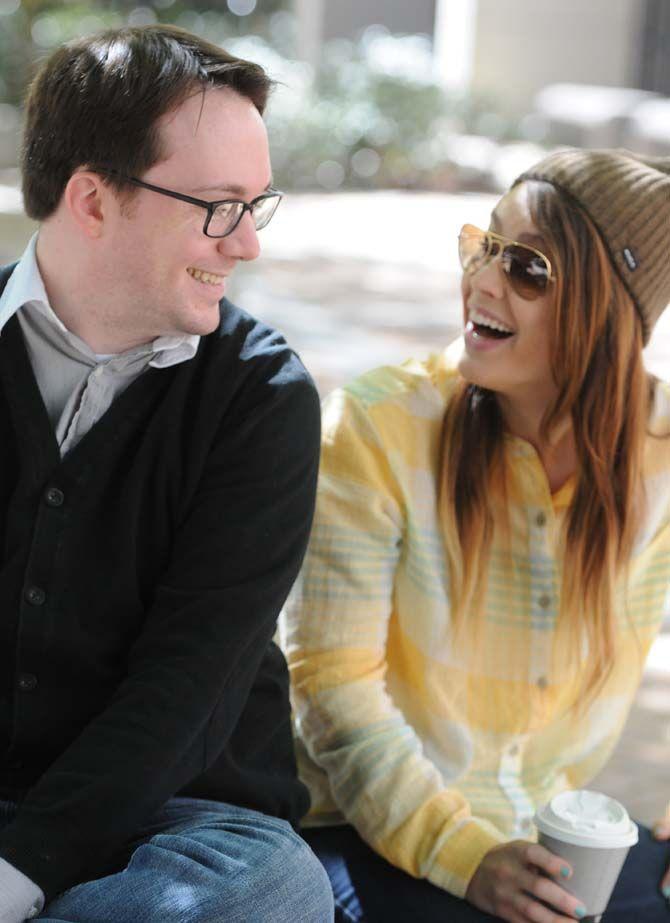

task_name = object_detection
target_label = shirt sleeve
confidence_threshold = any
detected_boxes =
[0,858,44,922]
[0,349,321,900]
[283,387,506,898]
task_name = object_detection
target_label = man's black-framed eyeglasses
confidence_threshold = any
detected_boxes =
[97,169,282,238]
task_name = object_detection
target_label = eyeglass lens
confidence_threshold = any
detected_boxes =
[208,195,280,237]
[458,229,550,300]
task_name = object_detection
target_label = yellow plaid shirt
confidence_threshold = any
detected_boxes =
[282,343,670,898]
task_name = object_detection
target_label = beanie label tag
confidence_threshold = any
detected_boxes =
[622,247,638,271]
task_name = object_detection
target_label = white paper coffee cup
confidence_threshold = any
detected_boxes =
[534,790,638,922]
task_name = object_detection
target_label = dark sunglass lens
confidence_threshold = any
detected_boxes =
[504,245,549,299]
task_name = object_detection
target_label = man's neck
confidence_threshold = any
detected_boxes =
[35,230,152,354]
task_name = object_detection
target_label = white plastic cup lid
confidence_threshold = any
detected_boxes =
[534,790,639,849]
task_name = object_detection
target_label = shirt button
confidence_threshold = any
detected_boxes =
[536,512,547,527]
[508,744,519,757]
[538,594,551,609]
[25,586,46,606]
[536,676,548,690]
[17,674,38,692]
[44,487,64,507]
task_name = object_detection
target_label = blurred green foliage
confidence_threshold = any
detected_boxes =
[0,1,517,190]
[0,0,288,105]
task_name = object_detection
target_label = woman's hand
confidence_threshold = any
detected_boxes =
[465,841,587,922]
[652,817,670,899]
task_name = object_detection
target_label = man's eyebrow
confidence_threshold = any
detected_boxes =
[190,180,274,197]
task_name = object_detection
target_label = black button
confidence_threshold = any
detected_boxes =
[25,586,46,606]
[44,487,64,507]
[536,512,547,527]
[17,674,38,692]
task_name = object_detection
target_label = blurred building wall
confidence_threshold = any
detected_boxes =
[323,0,436,40]
[470,0,643,115]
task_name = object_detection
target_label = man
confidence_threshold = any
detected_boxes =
[0,24,332,923]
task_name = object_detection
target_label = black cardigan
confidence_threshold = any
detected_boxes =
[0,263,319,899]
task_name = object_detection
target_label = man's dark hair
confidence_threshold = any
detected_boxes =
[21,24,273,220]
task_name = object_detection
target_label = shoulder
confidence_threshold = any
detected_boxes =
[0,263,18,298]
[650,377,670,431]
[323,340,463,442]
[198,298,318,403]
[645,377,670,475]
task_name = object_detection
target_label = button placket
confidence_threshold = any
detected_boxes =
[498,739,536,834]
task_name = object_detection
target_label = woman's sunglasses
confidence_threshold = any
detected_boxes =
[458,224,555,301]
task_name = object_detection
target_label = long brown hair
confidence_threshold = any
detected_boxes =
[438,180,651,704]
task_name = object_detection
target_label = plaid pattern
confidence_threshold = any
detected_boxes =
[282,343,670,898]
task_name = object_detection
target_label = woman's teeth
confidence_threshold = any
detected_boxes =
[469,308,514,335]
[187,268,225,285]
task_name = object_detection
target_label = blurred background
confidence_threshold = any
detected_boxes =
[1,0,669,825]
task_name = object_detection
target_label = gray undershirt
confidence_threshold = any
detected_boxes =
[17,302,156,455]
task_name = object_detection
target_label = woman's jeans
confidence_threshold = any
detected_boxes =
[0,797,334,922]
[304,823,670,922]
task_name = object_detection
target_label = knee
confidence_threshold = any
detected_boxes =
[162,814,334,922]
[244,825,335,923]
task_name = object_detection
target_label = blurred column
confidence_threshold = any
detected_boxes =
[639,0,670,93]
[294,0,324,70]
[433,0,478,93]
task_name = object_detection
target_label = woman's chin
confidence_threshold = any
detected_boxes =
[457,353,497,391]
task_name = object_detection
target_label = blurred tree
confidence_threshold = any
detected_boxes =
[0,0,290,105]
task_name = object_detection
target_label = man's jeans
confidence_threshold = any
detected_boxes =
[0,797,334,922]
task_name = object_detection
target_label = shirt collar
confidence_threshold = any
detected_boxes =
[0,232,200,366]
[0,232,54,334]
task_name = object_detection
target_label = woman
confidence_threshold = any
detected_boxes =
[282,148,670,922]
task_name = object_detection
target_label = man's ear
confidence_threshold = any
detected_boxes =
[62,171,111,238]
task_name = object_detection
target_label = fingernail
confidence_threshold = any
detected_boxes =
[575,908,587,920]
[662,884,670,898]
[560,865,571,878]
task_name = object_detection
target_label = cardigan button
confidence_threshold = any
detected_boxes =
[25,586,46,606]
[44,487,65,508]
[17,673,38,692]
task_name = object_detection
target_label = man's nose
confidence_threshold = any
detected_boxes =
[219,211,261,262]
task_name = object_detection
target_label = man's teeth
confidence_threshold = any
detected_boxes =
[187,268,225,285]
[469,309,514,334]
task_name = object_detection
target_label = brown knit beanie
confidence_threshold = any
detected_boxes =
[514,148,670,344]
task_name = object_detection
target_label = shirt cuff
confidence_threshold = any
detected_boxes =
[0,857,45,922]
[429,819,508,898]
